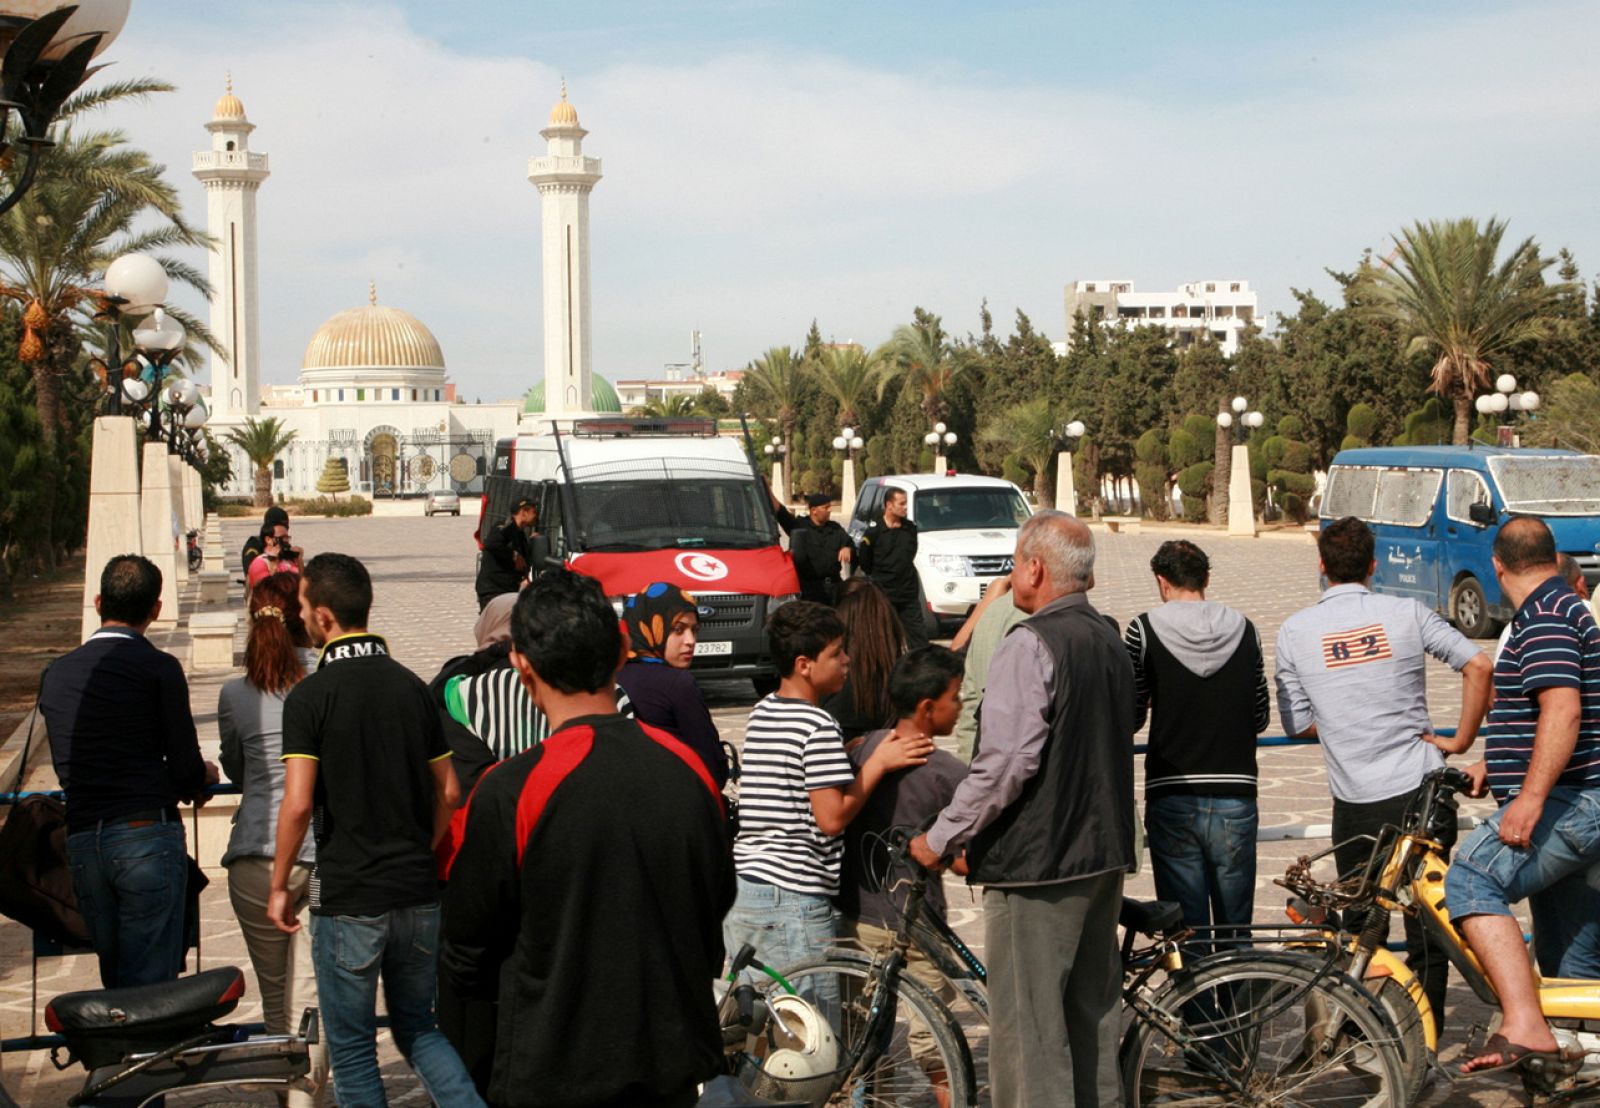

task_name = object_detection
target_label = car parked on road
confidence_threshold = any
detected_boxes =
[425,489,461,516]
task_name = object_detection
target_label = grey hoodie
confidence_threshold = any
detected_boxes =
[1145,599,1249,677]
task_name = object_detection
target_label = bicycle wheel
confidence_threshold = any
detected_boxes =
[767,954,976,1108]
[1121,952,1407,1106]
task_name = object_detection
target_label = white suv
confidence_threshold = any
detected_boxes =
[847,474,1032,631]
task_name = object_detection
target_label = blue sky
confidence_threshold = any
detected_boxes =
[97,1,1600,402]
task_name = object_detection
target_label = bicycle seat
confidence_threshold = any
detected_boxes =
[1119,898,1184,935]
[46,966,245,1036]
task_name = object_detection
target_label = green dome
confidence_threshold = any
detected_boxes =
[523,375,622,414]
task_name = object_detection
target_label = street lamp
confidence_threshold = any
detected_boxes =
[924,421,958,474]
[0,3,128,217]
[763,434,789,504]
[832,425,865,511]
[1056,419,1086,515]
[1474,374,1540,446]
[94,253,172,414]
[1217,396,1265,537]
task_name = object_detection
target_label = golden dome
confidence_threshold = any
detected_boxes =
[214,74,245,120]
[302,286,445,370]
[549,79,578,126]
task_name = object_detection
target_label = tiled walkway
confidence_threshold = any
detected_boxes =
[0,514,1548,1104]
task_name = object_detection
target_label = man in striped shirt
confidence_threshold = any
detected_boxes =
[724,601,932,980]
[1448,517,1600,1074]
[1276,516,1491,1038]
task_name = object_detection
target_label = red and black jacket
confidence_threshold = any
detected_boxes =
[440,712,734,1107]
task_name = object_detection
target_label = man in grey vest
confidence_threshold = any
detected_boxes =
[912,511,1136,1106]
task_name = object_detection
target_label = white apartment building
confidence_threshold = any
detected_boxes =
[613,367,744,411]
[1063,279,1259,357]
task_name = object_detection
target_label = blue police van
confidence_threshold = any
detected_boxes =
[1319,446,1600,638]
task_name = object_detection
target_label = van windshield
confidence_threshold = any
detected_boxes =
[566,456,778,551]
[913,487,1031,532]
[1488,455,1600,516]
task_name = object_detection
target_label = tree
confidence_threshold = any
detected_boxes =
[742,345,808,448]
[980,398,1060,507]
[0,78,214,560]
[1354,218,1570,444]
[812,344,883,428]
[880,308,967,426]
[629,393,700,418]
[315,456,350,499]
[225,416,297,507]
[1523,373,1600,453]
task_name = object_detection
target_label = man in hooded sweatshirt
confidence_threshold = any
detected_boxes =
[1124,540,1269,942]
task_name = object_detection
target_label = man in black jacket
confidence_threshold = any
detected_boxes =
[442,571,733,1108]
[859,486,927,648]
[790,492,854,605]
[475,498,537,610]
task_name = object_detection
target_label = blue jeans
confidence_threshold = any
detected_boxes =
[722,876,838,1007]
[1529,870,1600,979]
[1447,786,1600,932]
[67,817,188,988]
[1144,794,1258,944]
[310,904,484,1108]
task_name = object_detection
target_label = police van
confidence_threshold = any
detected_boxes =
[476,417,798,688]
[1320,445,1600,638]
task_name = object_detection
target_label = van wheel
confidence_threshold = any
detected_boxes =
[1450,577,1496,639]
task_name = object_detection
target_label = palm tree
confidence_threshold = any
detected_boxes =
[981,398,1060,508]
[226,417,297,508]
[879,310,965,426]
[813,344,883,428]
[1356,218,1569,444]
[629,393,701,419]
[743,345,808,447]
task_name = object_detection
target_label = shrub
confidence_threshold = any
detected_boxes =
[283,495,373,518]
[1346,402,1379,444]
[1000,453,1029,489]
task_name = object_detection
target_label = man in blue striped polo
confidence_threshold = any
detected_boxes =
[1449,516,1600,1074]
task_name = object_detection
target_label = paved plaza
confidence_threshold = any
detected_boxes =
[0,513,1546,1104]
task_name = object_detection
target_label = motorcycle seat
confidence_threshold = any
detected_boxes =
[46,966,246,1036]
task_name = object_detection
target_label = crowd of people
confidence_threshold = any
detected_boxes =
[32,492,1600,1106]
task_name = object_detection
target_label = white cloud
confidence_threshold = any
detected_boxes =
[91,1,1600,402]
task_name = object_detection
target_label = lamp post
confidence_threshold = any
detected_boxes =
[1474,374,1540,447]
[763,435,789,505]
[0,3,128,217]
[924,421,958,475]
[831,426,865,512]
[1217,395,1265,537]
[94,253,171,415]
[1055,419,1086,515]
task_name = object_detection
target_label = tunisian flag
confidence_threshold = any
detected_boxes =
[567,546,799,598]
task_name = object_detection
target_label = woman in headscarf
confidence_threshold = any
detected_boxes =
[615,582,728,787]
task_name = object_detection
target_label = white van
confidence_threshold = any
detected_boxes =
[846,474,1032,632]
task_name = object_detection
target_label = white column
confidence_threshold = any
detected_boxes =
[772,459,788,508]
[841,457,858,517]
[933,452,944,475]
[139,443,180,629]
[81,417,144,641]
[1056,451,1077,515]
[167,455,189,584]
[1227,443,1257,537]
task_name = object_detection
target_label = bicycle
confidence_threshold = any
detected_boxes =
[726,828,1410,1106]
[1277,765,1600,1104]
[1,965,318,1107]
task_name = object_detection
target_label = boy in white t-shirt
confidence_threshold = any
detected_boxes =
[725,601,931,975]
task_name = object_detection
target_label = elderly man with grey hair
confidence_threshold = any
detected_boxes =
[912,511,1137,1107]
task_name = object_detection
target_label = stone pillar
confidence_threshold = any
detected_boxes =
[1056,451,1077,516]
[139,442,180,629]
[81,417,145,641]
[167,455,189,585]
[772,460,787,508]
[841,457,858,518]
[1227,443,1257,537]
[933,452,944,476]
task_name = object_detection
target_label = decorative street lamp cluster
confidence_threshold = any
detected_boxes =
[1475,374,1540,446]
[925,421,957,474]
[1215,395,1265,440]
[832,426,864,510]
[831,427,864,458]
[763,434,788,502]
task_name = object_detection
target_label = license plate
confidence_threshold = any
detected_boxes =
[696,640,734,657]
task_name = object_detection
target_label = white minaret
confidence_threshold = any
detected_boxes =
[528,82,602,416]
[192,77,269,421]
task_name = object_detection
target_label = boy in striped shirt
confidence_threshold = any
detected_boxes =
[1449,517,1600,1074]
[724,601,932,977]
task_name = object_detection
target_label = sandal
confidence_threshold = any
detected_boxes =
[1459,1033,1583,1078]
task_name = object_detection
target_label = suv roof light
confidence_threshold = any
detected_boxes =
[571,417,718,438]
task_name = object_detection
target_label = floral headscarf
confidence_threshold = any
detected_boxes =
[622,582,698,662]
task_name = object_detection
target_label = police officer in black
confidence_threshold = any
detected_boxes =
[476,497,537,610]
[789,492,855,606]
[859,486,928,649]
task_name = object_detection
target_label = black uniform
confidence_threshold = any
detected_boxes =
[789,517,855,605]
[859,516,928,649]
[475,518,532,609]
